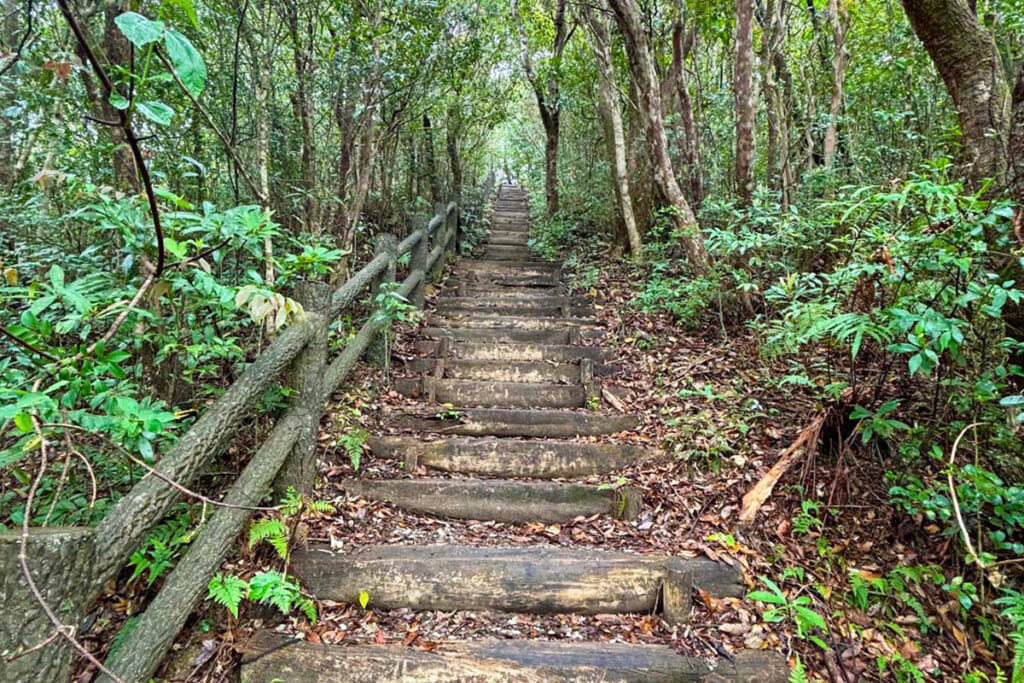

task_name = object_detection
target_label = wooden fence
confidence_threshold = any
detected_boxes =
[0,179,493,682]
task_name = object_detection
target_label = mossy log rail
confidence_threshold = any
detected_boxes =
[0,179,484,683]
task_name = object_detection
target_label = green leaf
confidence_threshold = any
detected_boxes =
[109,92,130,110]
[359,590,369,609]
[748,590,787,606]
[136,100,175,126]
[163,30,206,97]
[115,12,166,47]
[13,412,33,434]
[48,265,64,289]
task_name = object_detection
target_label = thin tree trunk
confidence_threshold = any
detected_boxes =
[285,0,318,233]
[511,0,568,217]
[734,0,756,203]
[607,0,709,273]
[823,0,850,168]
[579,6,643,261]
[671,15,703,209]
[422,113,442,203]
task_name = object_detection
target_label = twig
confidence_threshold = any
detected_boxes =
[43,423,279,513]
[0,0,33,78]
[3,629,60,663]
[947,422,984,567]
[85,273,154,356]
[56,0,166,277]
[20,402,127,682]
[0,325,60,362]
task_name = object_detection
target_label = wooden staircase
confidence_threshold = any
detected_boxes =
[240,184,788,681]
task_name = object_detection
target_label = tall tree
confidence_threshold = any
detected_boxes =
[511,0,570,217]
[733,0,756,203]
[577,5,643,260]
[900,0,1012,190]
[669,9,703,209]
[606,0,709,272]
[823,0,850,168]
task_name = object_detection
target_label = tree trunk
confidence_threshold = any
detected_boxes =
[760,0,791,203]
[511,0,568,218]
[423,113,442,203]
[670,17,704,209]
[579,6,643,261]
[900,0,1011,188]
[285,0,318,233]
[733,0,756,203]
[1010,63,1024,203]
[447,103,463,205]
[823,0,850,168]
[607,0,709,273]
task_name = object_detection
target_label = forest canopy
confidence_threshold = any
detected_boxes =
[2,0,1024,679]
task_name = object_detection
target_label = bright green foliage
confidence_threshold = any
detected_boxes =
[128,505,198,586]
[207,572,248,619]
[748,576,830,650]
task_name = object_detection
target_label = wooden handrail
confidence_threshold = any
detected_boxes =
[95,192,484,682]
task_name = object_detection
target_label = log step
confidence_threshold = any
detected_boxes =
[339,478,641,523]
[369,435,657,478]
[451,276,561,289]
[436,295,588,308]
[441,286,566,300]
[404,358,582,383]
[412,341,613,363]
[425,315,600,331]
[291,544,744,614]
[241,631,789,683]
[394,377,586,408]
[421,327,573,345]
[435,304,592,318]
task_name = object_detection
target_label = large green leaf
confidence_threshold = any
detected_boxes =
[136,100,175,126]
[163,30,206,97]
[115,12,166,47]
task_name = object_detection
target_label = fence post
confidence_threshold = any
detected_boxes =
[273,280,330,498]
[0,528,94,683]
[428,204,446,283]
[368,233,397,368]
[411,223,429,309]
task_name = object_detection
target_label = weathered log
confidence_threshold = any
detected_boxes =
[240,631,790,682]
[426,314,599,331]
[275,281,331,496]
[92,315,316,591]
[339,478,641,523]
[291,544,744,613]
[0,528,94,683]
[404,358,581,383]
[98,411,305,683]
[412,341,612,364]
[368,435,656,477]
[422,326,572,345]
[379,409,640,439]
[368,234,398,368]
[395,377,587,408]
[662,568,693,626]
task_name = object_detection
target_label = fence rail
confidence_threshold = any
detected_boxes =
[1,177,494,682]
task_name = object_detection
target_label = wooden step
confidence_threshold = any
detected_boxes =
[425,315,600,331]
[380,409,640,438]
[291,544,744,613]
[242,631,789,682]
[339,478,641,523]
[441,286,565,300]
[436,295,587,308]
[435,304,592,318]
[404,358,581,383]
[451,276,561,290]
[369,434,657,477]
[422,326,572,345]
[484,247,536,261]
[394,377,586,408]
[413,341,613,363]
